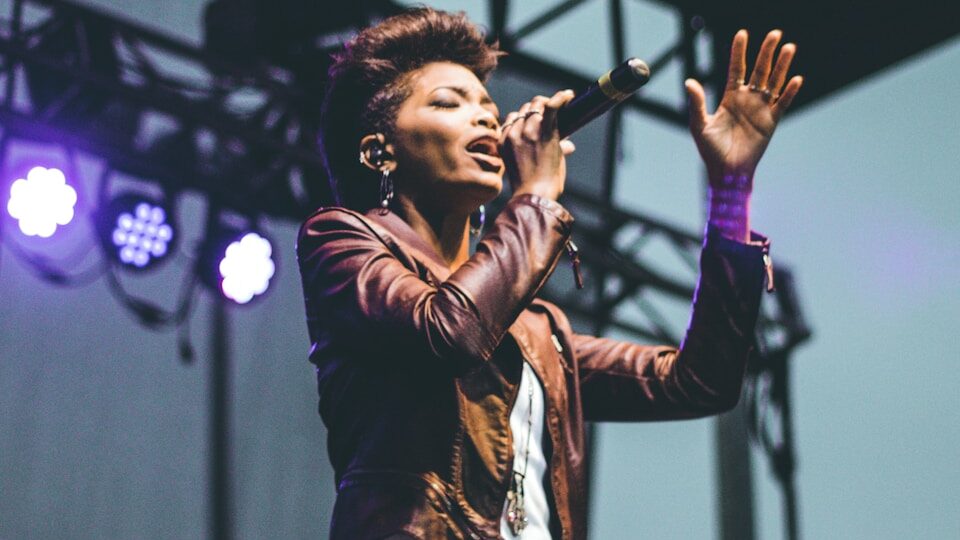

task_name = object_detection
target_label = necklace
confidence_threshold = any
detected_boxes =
[506,369,535,535]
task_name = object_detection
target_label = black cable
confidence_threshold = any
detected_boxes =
[93,163,200,362]
[102,259,197,325]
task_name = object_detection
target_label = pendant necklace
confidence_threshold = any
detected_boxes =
[506,370,534,535]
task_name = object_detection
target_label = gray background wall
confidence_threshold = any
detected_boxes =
[1,0,958,538]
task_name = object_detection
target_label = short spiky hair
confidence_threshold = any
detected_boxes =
[319,7,503,210]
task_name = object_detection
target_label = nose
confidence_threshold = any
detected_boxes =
[474,107,499,131]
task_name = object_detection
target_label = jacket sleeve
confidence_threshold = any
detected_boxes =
[297,194,574,375]
[575,227,769,421]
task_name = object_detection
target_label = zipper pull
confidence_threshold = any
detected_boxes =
[566,239,584,289]
[763,252,775,293]
[551,334,564,353]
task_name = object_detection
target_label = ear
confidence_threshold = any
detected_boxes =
[358,133,396,172]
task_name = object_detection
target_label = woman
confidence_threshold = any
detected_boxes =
[297,7,801,539]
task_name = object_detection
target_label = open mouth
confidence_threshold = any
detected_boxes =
[466,137,499,158]
[466,137,502,172]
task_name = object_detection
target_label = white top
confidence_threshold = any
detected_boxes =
[500,361,551,539]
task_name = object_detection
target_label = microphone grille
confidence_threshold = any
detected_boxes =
[626,58,651,82]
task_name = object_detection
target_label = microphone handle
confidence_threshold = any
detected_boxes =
[557,58,651,139]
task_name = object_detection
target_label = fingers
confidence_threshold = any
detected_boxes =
[520,95,551,140]
[500,106,529,147]
[772,75,803,118]
[500,100,535,142]
[734,29,801,115]
[502,89,573,140]
[500,111,519,139]
[727,29,748,89]
[539,89,575,137]
[500,90,573,200]
[747,29,782,90]
[767,42,796,98]
[684,79,708,133]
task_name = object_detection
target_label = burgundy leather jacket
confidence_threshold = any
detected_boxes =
[297,194,770,539]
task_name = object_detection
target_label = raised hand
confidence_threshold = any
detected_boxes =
[684,29,803,188]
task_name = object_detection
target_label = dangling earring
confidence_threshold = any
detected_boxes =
[378,168,393,214]
[469,204,485,238]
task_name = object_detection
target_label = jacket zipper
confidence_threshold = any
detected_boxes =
[763,252,775,293]
[565,239,584,289]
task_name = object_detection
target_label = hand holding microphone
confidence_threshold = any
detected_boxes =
[501,57,651,200]
[501,89,577,201]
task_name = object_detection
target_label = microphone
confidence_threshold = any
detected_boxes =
[557,58,651,138]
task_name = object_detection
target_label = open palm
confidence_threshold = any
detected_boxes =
[685,30,803,186]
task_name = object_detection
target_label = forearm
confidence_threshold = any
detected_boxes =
[707,172,752,243]
[671,229,767,407]
[576,228,769,420]
[444,194,573,356]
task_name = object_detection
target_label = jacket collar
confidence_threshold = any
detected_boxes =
[363,208,454,281]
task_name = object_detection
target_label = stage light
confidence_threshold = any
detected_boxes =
[5,166,77,238]
[217,231,275,304]
[96,193,176,270]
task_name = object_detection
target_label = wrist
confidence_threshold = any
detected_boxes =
[512,184,561,202]
[708,170,754,191]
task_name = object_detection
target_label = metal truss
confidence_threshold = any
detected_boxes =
[468,0,809,349]
[488,0,698,129]
[410,0,721,343]
[0,0,331,219]
[0,0,750,340]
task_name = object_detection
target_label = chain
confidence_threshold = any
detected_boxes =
[506,370,535,535]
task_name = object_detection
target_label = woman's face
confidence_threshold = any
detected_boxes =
[390,61,503,213]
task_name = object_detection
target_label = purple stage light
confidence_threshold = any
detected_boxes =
[110,201,174,268]
[5,166,77,238]
[218,232,275,304]
[95,192,176,271]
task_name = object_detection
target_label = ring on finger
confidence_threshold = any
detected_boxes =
[748,84,772,98]
[502,110,541,130]
[501,115,520,130]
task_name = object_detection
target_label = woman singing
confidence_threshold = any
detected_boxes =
[297,7,802,539]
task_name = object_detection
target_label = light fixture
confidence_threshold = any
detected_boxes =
[5,165,77,238]
[217,231,275,304]
[198,222,276,306]
[95,193,176,270]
